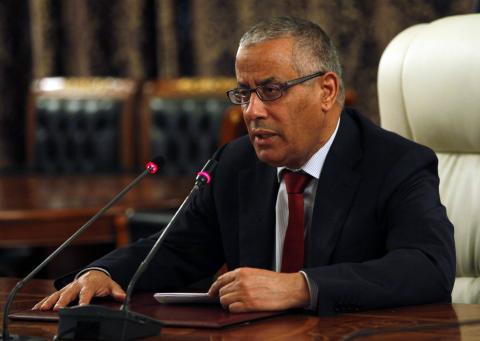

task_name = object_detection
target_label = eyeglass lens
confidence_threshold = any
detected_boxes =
[230,84,282,104]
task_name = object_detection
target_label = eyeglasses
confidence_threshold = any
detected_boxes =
[226,70,326,105]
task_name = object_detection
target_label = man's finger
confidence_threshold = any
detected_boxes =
[218,277,239,297]
[53,286,81,311]
[78,287,95,306]
[208,278,223,296]
[208,271,235,296]
[229,302,248,313]
[32,296,51,310]
[218,291,239,308]
[110,282,126,301]
[38,291,61,311]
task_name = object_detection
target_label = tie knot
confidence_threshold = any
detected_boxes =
[283,170,311,194]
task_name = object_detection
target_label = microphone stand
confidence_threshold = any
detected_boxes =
[55,158,218,341]
[1,158,164,341]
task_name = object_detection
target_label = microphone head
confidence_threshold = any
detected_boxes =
[196,171,211,184]
[195,159,217,187]
[146,155,165,174]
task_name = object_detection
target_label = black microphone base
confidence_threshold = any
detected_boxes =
[55,305,162,340]
[0,336,45,341]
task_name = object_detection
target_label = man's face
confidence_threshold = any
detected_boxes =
[235,38,330,169]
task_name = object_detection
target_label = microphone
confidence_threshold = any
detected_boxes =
[1,156,165,341]
[56,149,223,341]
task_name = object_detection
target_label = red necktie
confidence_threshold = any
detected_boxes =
[281,170,311,273]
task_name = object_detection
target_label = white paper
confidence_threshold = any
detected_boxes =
[153,292,219,304]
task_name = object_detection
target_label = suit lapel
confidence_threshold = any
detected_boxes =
[238,162,278,269]
[306,111,363,267]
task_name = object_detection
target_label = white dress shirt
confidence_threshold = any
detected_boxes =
[275,118,340,310]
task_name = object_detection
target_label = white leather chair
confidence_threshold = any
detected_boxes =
[378,14,480,304]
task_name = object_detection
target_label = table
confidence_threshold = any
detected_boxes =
[1,278,480,340]
[0,174,192,247]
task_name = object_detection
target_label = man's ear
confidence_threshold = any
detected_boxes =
[318,72,339,111]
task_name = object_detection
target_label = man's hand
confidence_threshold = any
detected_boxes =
[32,270,126,311]
[208,267,310,313]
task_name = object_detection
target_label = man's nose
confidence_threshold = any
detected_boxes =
[243,91,268,120]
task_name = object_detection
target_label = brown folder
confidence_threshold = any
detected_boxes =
[10,292,284,328]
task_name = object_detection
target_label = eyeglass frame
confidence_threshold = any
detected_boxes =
[226,70,327,105]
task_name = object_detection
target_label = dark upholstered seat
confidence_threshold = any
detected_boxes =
[26,77,137,173]
[139,78,237,175]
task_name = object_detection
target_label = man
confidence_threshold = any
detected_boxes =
[35,17,455,316]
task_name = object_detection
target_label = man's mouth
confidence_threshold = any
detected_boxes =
[251,129,278,144]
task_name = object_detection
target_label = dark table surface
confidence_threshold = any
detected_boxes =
[2,278,480,340]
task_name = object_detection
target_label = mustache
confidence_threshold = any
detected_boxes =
[248,120,277,132]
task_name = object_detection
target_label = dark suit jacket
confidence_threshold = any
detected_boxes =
[57,108,455,316]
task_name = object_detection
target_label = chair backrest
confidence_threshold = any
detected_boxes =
[219,105,247,147]
[139,77,237,175]
[26,77,137,173]
[378,14,480,303]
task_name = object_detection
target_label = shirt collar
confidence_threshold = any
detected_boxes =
[276,118,340,182]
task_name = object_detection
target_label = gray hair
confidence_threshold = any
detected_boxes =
[239,16,344,103]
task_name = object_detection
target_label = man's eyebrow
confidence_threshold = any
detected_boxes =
[237,77,279,88]
[258,77,277,85]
